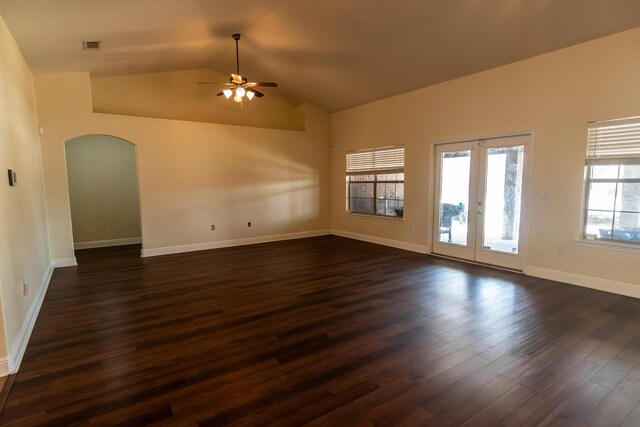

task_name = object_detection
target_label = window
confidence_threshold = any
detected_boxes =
[583,117,640,244]
[346,146,404,218]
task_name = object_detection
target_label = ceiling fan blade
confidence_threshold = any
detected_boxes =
[247,82,278,87]
[216,91,225,96]
[198,82,234,85]
[248,88,264,97]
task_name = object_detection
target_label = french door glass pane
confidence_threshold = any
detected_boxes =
[482,145,524,253]
[439,151,470,245]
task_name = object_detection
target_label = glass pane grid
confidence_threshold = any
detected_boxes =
[584,164,640,243]
[348,198,374,215]
[347,172,404,218]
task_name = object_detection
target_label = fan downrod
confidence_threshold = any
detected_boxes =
[232,33,241,75]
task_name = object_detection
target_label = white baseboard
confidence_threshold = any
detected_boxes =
[74,237,142,250]
[525,265,640,299]
[331,229,429,254]
[52,257,77,267]
[141,229,331,257]
[7,263,54,374]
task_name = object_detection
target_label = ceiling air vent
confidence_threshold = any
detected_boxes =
[82,40,101,51]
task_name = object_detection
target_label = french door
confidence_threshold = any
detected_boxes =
[433,135,530,270]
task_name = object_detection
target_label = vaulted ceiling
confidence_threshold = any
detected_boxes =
[1,0,640,112]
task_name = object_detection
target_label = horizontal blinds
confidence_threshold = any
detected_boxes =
[587,117,640,162]
[346,146,405,173]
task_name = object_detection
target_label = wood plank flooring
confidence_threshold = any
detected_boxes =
[1,235,639,426]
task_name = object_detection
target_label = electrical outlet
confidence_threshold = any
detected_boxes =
[23,282,29,296]
[211,224,215,230]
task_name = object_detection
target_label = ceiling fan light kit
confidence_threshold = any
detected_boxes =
[198,33,278,106]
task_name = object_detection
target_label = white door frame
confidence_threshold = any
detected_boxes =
[431,131,534,271]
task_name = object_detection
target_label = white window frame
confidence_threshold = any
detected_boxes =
[346,146,405,218]
[581,117,640,247]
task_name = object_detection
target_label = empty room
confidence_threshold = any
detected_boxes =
[1,0,640,425]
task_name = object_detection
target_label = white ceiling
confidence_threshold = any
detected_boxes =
[1,0,640,112]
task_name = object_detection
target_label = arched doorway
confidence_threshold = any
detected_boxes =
[64,135,142,256]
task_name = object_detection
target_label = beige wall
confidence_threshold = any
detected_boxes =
[0,15,51,371]
[66,135,141,245]
[331,27,640,287]
[35,72,330,261]
[91,69,304,131]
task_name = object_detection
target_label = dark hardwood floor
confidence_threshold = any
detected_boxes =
[1,235,639,426]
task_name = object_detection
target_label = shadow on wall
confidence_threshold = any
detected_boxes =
[64,135,143,252]
[154,137,324,238]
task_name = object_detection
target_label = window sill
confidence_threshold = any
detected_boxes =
[345,212,404,222]
[574,238,640,254]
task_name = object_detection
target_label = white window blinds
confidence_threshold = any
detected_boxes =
[346,146,405,173]
[587,116,640,163]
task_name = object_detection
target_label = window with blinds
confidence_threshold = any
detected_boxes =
[346,146,405,218]
[583,117,640,244]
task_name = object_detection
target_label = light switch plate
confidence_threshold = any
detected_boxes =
[8,169,16,186]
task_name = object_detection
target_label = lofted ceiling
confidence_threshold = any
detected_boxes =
[1,0,640,112]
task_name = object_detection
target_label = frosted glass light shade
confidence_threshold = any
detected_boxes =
[222,89,232,99]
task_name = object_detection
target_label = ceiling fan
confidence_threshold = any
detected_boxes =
[198,33,278,104]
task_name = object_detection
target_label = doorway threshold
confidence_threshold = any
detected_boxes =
[430,252,523,274]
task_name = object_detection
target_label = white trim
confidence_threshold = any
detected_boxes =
[141,230,331,257]
[52,257,77,267]
[331,229,428,254]
[520,130,535,272]
[8,263,55,373]
[344,212,404,222]
[430,129,535,147]
[74,237,142,250]
[525,265,640,300]
[430,252,522,273]
[575,239,640,254]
